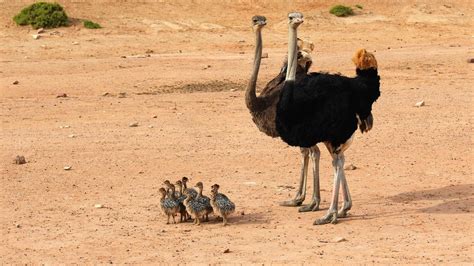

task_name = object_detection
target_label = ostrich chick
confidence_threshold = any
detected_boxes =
[195,182,213,222]
[158,187,180,224]
[183,188,207,225]
[210,184,235,226]
[175,180,189,222]
[181,176,197,198]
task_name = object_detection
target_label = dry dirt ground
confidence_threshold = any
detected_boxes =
[1,0,473,264]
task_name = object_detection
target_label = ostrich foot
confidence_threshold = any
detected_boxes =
[337,202,352,218]
[313,211,337,225]
[279,196,304,207]
[298,199,320,212]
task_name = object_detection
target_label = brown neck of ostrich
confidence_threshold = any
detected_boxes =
[245,27,263,111]
[198,186,203,197]
[177,184,182,196]
[286,25,298,81]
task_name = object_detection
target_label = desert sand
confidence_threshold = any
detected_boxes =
[1,0,473,264]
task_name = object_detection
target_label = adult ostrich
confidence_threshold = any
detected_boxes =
[276,12,380,225]
[245,16,319,212]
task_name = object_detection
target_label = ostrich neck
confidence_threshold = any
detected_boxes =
[198,187,203,197]
[286,26,298,81]
[245,28,263,110]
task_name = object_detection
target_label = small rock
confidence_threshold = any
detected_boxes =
[230,88,237,92]
[118,92,127,98]
[14,155,27,165]
[344,164,357,170]
[56,93,68,98]
[223,249,230,254]
[68,134,76,138]
[102,92,110,96]
[238,39,245,43]
[261,52,268,58]
[72,41,79,45]
[59,125,71,129]
[160,229,166,233]
[333,237,347,243]
[16,224,21,228]
[94,204,103,209]
[415,100,425,107]
[240,211,245,216]
[13,80,19,85]
[64,166,72,170]
[37,28,45,34]
[148,125,154,128]
[467,58,474,63]
[152,115,158,118]
[129,122,139,127]
[32,34,40,40]
[145,49,154,54]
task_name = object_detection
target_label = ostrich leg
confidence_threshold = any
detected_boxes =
[280,148,310,206]
[337,154,352,218]
[299,145,321,212]
[314,151,344,225]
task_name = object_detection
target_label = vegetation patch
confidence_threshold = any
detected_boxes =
[83,20,101,29]
[329,5,354,17]
[13,2,69,29]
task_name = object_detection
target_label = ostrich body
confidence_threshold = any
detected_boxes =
[209,184,235,226]
[245,16,319,211]
[158,188,180,224]
[275,12,380,224]
[195,182,213,222]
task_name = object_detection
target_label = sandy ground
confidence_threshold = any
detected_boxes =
[1,0,473,264]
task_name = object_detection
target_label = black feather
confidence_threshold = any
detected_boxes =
[275,68,380,148]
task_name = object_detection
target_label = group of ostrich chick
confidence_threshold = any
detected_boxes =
[159,177,235,226]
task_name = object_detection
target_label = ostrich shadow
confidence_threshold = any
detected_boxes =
[339,184,473,222]
[388,183,473,214]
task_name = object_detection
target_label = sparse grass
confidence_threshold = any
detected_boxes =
[355,4,363,9]
[329,5,354,17]
[83,20,101,29]
[13,2,69,29]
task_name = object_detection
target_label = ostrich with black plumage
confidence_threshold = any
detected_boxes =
[275,12,381,225]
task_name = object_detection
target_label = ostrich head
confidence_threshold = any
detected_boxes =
[195,182,204,189]
[297,38,314,71]
[158,187,167,197]
[288,12,304,28]
[352,49,378,70]
[251,15,267,31]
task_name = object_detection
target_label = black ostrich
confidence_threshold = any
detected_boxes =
[275,12,381,225]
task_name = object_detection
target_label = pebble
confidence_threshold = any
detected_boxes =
[102,92,110,96]
[32,34,40,40]
[72,41,79,45]
[129,122,139,127]
[223,249,231,254]
[68,134,76,138]
[94,204,103,209]
[415,100,425,107]
[152,115,158,118]
[467,58,474,63]
[13,80,19,85]
[14,155,27,165]
[37,28,45,34]
[59,125,71,129]
[333,237,347,243]
[344,164,357,170]
[64,166,72,170]
[148,125,154,128]
[56,93,68,98]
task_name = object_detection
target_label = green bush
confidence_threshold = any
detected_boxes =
[13,2,69,29]
[329,5,354,17]
[83,20,101,29]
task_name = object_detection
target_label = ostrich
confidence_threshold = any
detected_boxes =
[245,16,319,212]
[275,12,380,225]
